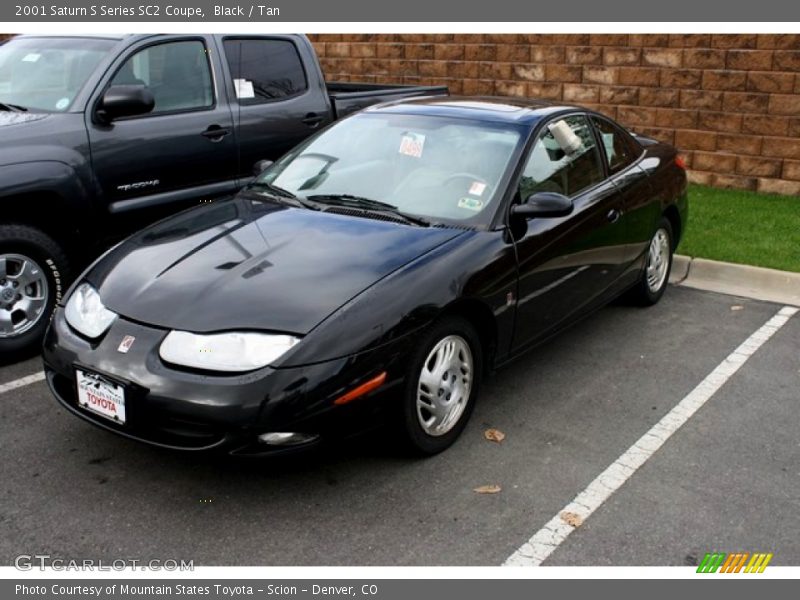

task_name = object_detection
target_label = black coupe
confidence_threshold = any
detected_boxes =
[43,97,688,456]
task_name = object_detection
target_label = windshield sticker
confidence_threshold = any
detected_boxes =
[22,53,41,63]
[468,181,487,196]
[233,78,255,99]
[399,132,426,158]
[55,98,70,110]
[458,197,484,212]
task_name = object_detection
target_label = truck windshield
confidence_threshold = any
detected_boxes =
[0,37,116,112]
[259,112,523,226]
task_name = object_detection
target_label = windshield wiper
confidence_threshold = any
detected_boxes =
[307,193,396,211]
[245,182,321,210]
[306,194,430,227]
[247,180,296,199]
[0,102,27,112]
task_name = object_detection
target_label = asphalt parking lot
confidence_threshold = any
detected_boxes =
[1,286,798,566]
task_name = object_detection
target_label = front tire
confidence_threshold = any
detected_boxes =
[0,225,70,361]
[399,316,482,456]
[631,218,673,306]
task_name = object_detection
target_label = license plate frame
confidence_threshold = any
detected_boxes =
[75,367,127,425]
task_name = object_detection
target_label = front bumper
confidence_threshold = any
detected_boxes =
[43,308,408,454]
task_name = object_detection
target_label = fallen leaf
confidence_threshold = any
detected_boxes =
[484,428,506,443]
[731,305,744,311]
[473,484,502,494]
[560,511,583,527]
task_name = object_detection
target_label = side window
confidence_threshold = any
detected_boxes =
[592,117,638,174]
[110,40,213,114]
[223,39,308,104]
[519,114,605,199]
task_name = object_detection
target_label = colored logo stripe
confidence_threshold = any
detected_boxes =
[745,553,773,573]
[719,553,748,573]
[697,552,773,573]
[697,552,726,573]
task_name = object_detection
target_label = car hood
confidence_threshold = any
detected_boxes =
[90,197,464,335]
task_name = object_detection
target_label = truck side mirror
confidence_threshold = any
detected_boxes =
[511,191,574,219]
[97,85,155,123]
[253,160,274,176]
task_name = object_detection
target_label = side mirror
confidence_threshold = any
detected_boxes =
[252,159,274,177]
[97,85,154,123]
[511,191,574,219]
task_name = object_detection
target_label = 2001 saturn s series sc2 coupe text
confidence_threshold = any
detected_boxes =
[43,97,688,456]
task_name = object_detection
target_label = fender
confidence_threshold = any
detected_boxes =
[0,160,94,229]
[278,229,518,367]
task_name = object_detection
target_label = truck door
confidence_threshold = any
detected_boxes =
[219,36,334,179]
[86,36,238,219]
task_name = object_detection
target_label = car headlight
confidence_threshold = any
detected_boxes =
[64,283,118,339]
[159,330,300,372]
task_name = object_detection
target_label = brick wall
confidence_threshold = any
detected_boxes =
[309,34,800,196]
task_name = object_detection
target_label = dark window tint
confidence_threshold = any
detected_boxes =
[592,117,638,174]
[519,114,605,199]
[111,41,213,114]
[223,39,307,103]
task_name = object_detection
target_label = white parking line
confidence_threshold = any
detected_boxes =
[504,305,799,567]
[0,371,45,395]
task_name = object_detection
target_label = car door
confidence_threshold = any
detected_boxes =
[220,36,334,179]
[86,36,238,216]
[510,113,627,352]
[590,115,658,280]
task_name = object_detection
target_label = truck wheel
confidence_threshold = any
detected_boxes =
[0,225,70,361]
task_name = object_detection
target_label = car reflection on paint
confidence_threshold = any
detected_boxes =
[43,96,687,456]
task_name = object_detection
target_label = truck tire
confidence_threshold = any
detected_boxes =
[0,225,70,361]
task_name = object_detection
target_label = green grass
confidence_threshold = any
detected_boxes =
[677,184,800,273]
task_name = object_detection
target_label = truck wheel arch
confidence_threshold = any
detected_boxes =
[0,161,94,252]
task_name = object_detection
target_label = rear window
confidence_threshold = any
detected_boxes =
[223,39,307,104]
[591,116,640,174]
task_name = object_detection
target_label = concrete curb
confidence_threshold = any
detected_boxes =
[669,255,800,307]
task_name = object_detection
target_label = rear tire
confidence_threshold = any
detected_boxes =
[0,225,70,361]
[630,218,673,306]
[398,316,482,456]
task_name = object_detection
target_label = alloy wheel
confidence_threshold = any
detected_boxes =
[645,228,670,294]
[416,334,473,437]
[0,253,49,338]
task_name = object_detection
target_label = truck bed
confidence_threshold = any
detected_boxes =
[327,82,448,118]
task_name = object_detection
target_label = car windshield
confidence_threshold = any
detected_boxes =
[258,112,524,225]
[0,37,116,112]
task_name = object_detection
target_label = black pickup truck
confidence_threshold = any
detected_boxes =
[0,33,447,356]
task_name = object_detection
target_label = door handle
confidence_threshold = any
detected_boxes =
[201,125,230,142]
[302,113,324,127]
[607,208,622,223]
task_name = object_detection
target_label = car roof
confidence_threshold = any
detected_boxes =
[366,95,585,126]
